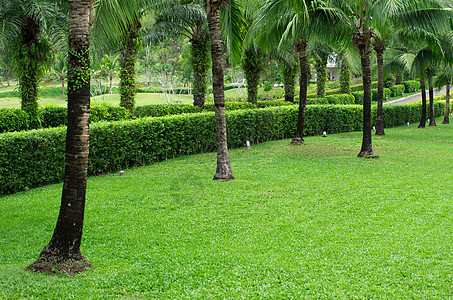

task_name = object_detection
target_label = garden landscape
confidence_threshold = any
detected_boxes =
[1,0,453,299]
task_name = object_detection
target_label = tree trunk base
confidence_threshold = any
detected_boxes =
[290,137,305,145]
[213,174,234,181]
[418,124,425,128]
[442,120,450,124]
[25,252,92,275]
[375,130,385,136]
[358,151,379,159]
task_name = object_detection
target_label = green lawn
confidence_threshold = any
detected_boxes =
[0,93,194,108]
[1,117,453,299]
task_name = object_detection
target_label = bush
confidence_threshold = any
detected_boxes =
[258,87,285,101]
[352,91,364,104]
[326,94,355,105]
[134,104,202,118]
[403,80,419,93]
[371,88,392,102]
[204,102,255,111]
[391,85,406,97]
[0,90,20,98]
[91,104,131,123]
[306,97,329,105]
[257,100,295,108]
[41,106,68,128]
[0,108,29,133]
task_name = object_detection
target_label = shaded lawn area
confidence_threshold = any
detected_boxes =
[1,117,453,299]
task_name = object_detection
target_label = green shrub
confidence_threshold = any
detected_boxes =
[257,100,295,108]
[134,104,202,118]
[90,104,131,123]
[41,106,67,128]
[306,97,329,105]
[204,102,255,111]
[2,102,445,195]
[0,108,29,133]
[390,85,405,97]
[352,91,364,104]
[371,88,392,102]
[326,94,355,105]
[0,90,20,98]
[258,87,285,101]
[403,80,419,93]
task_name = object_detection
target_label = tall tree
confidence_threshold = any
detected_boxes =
[254,0,333,145]
[0,0,58,127]
[151,0,211,108]
[205,0,234,180]
[26,0,93,274]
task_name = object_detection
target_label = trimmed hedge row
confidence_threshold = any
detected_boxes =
[0,109,29,132]
[0,105,133,132]
[391,85,405,97]
[403,80,420,93]
[0,102,445,195]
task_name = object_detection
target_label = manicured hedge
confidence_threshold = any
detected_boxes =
[0,102,445,195]
[391,85,406,97]
[371,88,392,102]
[403,80,419,93]
[0,108,29,133]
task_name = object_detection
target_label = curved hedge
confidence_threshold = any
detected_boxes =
[0,102,445,195]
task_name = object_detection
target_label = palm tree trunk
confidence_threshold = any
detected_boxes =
[374,39,385,135]
[205,0,234,180]
[109,75,113,95]
[443,75,450,124]
[418,74,427,128]
[282,63,296,103]
[291,40,308,145]
[26,0,92,274]
[340,56,351,94]
[62,80,65,98]
[354,31,374,157]
[243,47,262,106]
[120,21,141,113]
[192,38,209,109]
[428,73,436,126]
[20,18,40,129]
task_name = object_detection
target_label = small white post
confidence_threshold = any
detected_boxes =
[246,140,252,150]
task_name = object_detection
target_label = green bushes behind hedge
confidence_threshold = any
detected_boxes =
[0,102,445,195]
[403,80,420,93]
[0,108,29,133]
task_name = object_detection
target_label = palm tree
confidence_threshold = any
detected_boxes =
[328,0,450,156]
[100,53,120,95]
[49,53,67,98]
[0,0,58,127]
[27,0,92,274]
[151,0,211,108]
[205,0,235,180]
[93,1,149,113]
[254,0,329,145]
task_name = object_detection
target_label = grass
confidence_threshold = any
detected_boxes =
[0,93,194,109]
[1,117,453,299]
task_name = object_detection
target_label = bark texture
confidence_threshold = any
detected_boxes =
[353,30,374,157]
[282,62,296,103]
[291,41,308,145]
[443,75,450,124]
[26,0,92,275]
[242,47,262,105]
[418,75,427,128]
[192,38,210,109]
[374,39,385,135]
[205,0,234,180]
[120,20,141,113]
[428,74,436,126]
